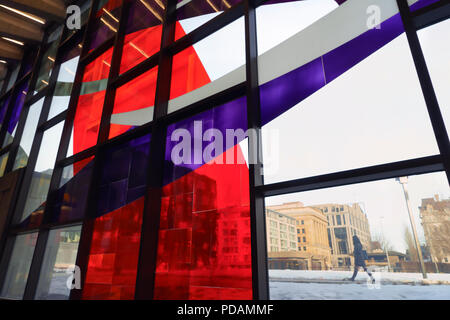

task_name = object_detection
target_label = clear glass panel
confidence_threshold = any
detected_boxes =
[266,171,450,300]
[35,226,82,300]
[168,16,245,114]
[0,233,38,299]
[6,63,20,91]
[48,40,82,119]
[418,18,450,138]
[176,0,242,36]
[17,122,64,228]
[35,38,60,93]
[109,66,157,139]
[13,98,44,170]
[261,32,440,184]
[256,0,339,55]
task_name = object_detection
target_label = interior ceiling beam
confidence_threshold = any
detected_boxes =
[0,0,67,23]
[0,10,44,43]
[0,37,24,61]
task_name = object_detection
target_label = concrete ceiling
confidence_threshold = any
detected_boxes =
[0,0,69,80]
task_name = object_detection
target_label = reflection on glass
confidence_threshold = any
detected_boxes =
[35,36,61,93]
[47,156,94,224]
[266,171,450,300]
[82,134,150,299]
[176,0,241,35]
[68,47,113,157]
[87,0,122,52]
[0,152,8,177]
[0,233,38,299]
[48,41,82,119]
[35,226,82,300]
[168,16,245,114]
[13,98,44,170]
[418,18,450,138]
[154,97,252,300]
[17,122,64,228]
[2,81,29,147]
[119,0,165,74]
[6,63,20,91]
[0,95,11,132]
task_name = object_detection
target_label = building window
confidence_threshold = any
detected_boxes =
[302,228,305,234]
[336,215,342,225]
[301,220,304,225]
[303,237,306,242]
[303,247,307,251]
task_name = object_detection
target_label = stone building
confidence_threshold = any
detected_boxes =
[267,202,331,270]
[420,195,450,263]
[313,203,372,269]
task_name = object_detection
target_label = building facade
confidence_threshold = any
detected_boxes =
[420,195,450,263]
[265,209,298,253]
[313,203,372,269]
[267,202,332,270]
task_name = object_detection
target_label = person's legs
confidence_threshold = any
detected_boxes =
[363,265,375,283]
[350,266,359,281]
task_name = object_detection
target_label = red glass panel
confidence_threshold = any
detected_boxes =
[72,47,113,155]
[109,66,158,139]
[83,197,144,300]
[154,145,252,300]
[120,25,162,74]
[169,23,211,100]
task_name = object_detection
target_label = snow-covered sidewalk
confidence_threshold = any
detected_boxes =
[269,270,450,300]
[269,269,450,285]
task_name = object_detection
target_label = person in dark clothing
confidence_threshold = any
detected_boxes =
[349,235,375,283]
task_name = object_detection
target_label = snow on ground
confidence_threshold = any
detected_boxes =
[269,269,450,284]
[270,281,450,300]
[269,270,450,300]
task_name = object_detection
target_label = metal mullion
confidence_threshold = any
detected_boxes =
[111,52,160,89]
[57,145,97,168]
[37,110,68,132]
[25,85,50,106]
[134,0,177,300]
[258,155,444,198]
[167,1,245,56]
[0,144,10,157]
[244,0,268,300]
[397,0,450,184]
[96,2,130,143]
[80,36,115,66]
[412,0,450,30]
[161,81,246,126]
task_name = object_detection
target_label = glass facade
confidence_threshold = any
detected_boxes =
[0,0,449,301]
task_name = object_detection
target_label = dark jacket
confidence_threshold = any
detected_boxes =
[353,242,366,267]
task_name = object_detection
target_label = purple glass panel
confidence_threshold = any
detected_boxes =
[164,96,247,184]
[96,134,151,217]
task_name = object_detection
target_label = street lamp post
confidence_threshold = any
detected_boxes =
[396,176,427,279]
[380,216,391,272]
